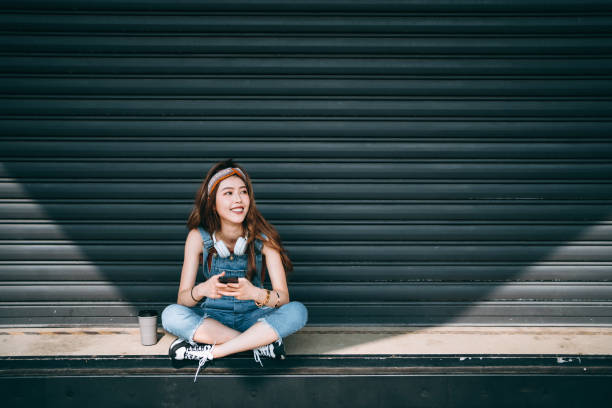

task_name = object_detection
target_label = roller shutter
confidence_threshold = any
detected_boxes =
[1,0,611,325]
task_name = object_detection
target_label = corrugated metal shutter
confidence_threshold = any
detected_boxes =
[1,0,611,326]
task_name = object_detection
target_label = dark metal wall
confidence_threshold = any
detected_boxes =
[0,0,611,325]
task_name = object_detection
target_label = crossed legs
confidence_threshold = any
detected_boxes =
[193,318,278,359]
[161,301,308,359]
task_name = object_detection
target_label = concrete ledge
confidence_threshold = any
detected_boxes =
[3,354,612,376]
[2,329,612,408]
[1,326,611,357]
[2,354,612,408]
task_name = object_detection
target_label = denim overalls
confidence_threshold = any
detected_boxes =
[161,227,308,345]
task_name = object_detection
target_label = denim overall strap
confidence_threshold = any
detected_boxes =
[197,226,215,275]
[197,226,214,252]
[254,233,268,285]
[254,232,268,252]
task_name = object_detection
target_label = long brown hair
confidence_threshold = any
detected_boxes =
[186,159,293,280]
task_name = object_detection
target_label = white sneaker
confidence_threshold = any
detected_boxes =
[169,338,211,360]
[169,338,215,382]
[253,339,286,367]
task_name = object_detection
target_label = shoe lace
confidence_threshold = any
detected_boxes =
[192,343,215,383]
[184,343,211,359]
[253,342,276,367]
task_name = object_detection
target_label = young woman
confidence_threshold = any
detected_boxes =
[161,159,308,381]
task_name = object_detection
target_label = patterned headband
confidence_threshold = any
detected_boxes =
[207,167,247,196]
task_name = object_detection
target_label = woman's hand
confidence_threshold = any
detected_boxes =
[218,277,258,301]
[193,271,229,300]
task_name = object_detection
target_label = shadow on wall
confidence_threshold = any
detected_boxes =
[1,155,611,327]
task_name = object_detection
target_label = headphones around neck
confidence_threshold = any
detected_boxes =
[213,232,248,258]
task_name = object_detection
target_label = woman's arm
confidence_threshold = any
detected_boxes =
[177,229,225,306]
[176,229,203,306]
[255,243,290,307]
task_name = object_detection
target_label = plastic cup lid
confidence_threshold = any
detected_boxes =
[138,310,158,317]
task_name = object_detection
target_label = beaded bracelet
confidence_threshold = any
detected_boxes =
[255,289,270,307]
[274,291,280,308]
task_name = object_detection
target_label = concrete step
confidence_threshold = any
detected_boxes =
[2,326,611,407]
[1,353,611,408]
[2,326,612,357]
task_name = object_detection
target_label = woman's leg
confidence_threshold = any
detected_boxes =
[164,301,308,358]
[161,303,206,343]
[212,321,278,359]
[212,301,308,359]
[256,301,309,340]
[162,303,240,346]
[192,317,241,345]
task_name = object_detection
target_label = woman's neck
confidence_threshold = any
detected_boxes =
[218,222,243,243]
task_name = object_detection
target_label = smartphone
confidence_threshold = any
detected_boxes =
[219,276,238,284]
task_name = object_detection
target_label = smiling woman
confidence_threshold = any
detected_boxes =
[161,159,308,381]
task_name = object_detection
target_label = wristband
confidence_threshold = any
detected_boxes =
[255,289,270,307]
[190,286,199,302]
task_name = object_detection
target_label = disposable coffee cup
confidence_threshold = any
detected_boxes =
[138,310,159,346]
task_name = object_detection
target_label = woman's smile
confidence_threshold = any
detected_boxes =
[231,206,245,214]
[230,206,246,217]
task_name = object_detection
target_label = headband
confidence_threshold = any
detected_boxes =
[207,167,247,196]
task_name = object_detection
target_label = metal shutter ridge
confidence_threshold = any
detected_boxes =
[0,0,611,326]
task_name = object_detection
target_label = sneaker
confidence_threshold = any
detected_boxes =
[168,338,211,360]
[169,338,215,382]
[253,339,286,367]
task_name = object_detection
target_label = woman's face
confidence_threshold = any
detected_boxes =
[214,175,250,226]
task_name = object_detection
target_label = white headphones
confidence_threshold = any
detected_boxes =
[212,232,248,258]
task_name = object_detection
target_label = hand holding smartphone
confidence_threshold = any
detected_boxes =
[218,276,239,284]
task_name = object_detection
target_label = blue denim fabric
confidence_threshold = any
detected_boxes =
[161,227,308,344]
